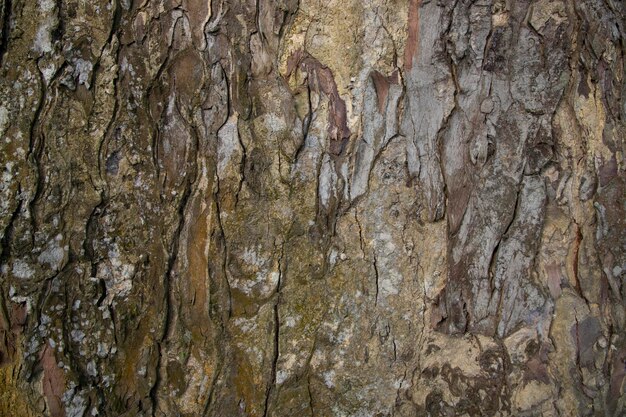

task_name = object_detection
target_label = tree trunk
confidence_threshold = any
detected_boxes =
[0,0,624,415]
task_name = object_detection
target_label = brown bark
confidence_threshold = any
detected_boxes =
[0,0,624,416]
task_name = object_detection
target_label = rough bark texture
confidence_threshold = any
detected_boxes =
[0,0,625,416]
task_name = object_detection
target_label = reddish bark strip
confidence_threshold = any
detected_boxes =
[286,49,351,155]
[0,302,26,366]
[404,0,421,70]
[40,343,66,417]
[371,69,400,113]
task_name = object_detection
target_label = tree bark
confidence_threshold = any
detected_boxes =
[0,0,624,416]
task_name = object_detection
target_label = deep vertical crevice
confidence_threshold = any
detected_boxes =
[0,0,12,68]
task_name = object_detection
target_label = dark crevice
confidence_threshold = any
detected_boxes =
[214,176,233,319]
[373,253,380,307]
[51,0,64,44]
[264,243,284,417]
[293,81,313,165]
[0,0,12,68]
[0,196,22,269]
[26,60,50,239]
[151,173,194,416]
[106,0,123,47]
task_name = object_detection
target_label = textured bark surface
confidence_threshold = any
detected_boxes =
[0,0,625,415]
